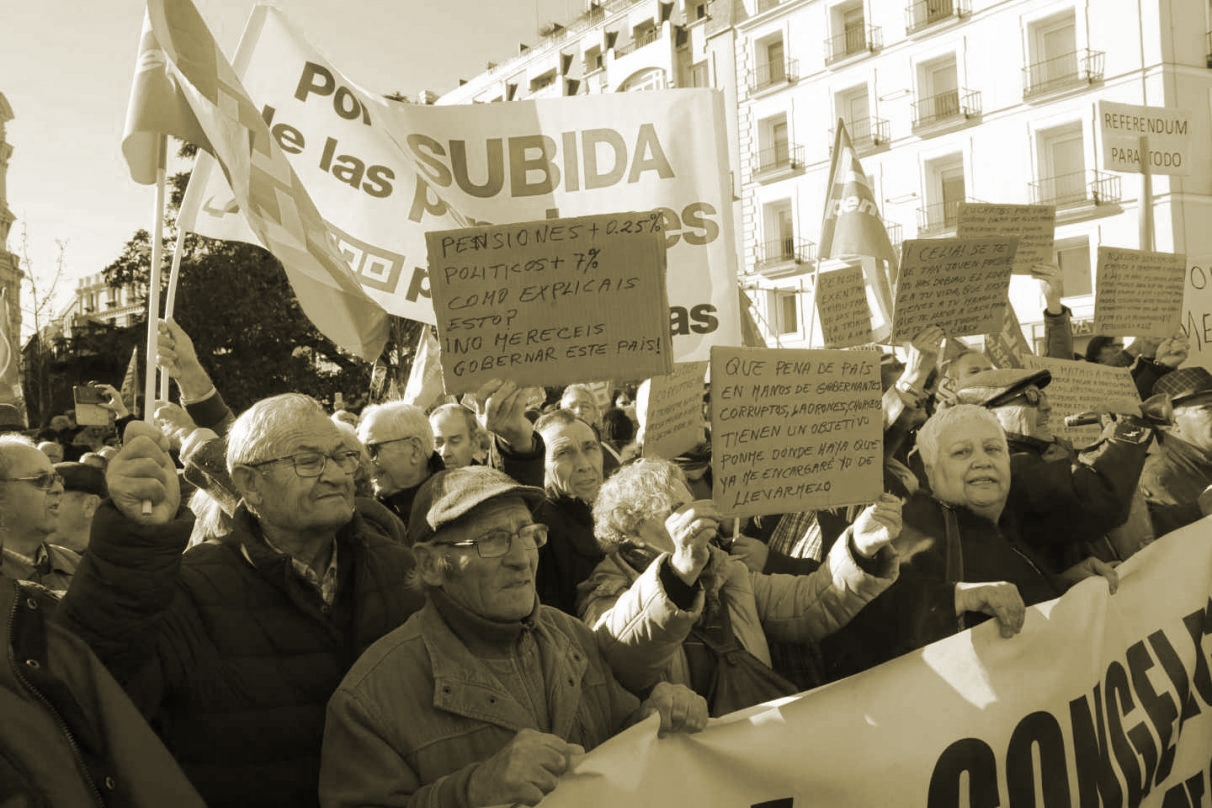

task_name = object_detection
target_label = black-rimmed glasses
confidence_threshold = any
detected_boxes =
[364,437,416,461]
[2,471,64,491]
[437,524,548,558]
[247,450,361,478]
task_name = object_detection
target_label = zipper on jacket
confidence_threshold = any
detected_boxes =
[8,588,107,807]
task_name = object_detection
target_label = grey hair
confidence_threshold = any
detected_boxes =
[916,404,1006,468]
[226,393,330,473]
[592,457,687,552]
[0,434,37,479]
[357,400,433,448]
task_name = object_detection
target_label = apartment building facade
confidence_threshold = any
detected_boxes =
[440,0,1212,357]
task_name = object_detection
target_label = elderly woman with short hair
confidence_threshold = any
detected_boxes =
[578,458,903,715]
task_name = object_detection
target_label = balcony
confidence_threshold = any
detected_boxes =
[886,222,903,248]
[614,26,661,57]
[905,0,970,34]
[911,88,980,131]
[753,142,805,180]
[1022,49,1104,98]
[749,58,799,94]
[755,238,816,271]
[917,200,968,234]
[1029,169,1121,209]
[832,117,890,151]
[824,24,883,64]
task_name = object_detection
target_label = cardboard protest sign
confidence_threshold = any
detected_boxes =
[815,266,874,348]
[709,347,882,516]
[181,7,741,361]
[1021,355,1140,447]
[890,238,1018,342]
[639,362,708,461]
[537,521,1212,808]
[426,213,673,395]
[956,203,1056,274]
[982,296,1033,369]
[1180,254,1212,373]
[1093,247,1186,338]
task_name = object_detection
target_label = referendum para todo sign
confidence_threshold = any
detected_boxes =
[710,346,883,516]
[426,213,673,395]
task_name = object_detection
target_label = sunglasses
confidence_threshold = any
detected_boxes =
[3,471,64,491]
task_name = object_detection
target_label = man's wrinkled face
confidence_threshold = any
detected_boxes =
[560,389,602,430]
[541,419,603,502]
[431,498,538,621]
[947,352,994,381]
[431,409,476,469]
[926,420,1011,516]
[0,445,62,541]
[1170,393,1212,454]
[359,411,425,495]
[248,416,356,535]
[992,385,1052,442]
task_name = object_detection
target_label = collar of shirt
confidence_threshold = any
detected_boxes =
[2,544,50,576]
[245,536,340,609]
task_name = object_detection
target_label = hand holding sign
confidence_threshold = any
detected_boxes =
[472,379,535,453]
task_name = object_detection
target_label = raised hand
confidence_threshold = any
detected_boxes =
[664,499,721,584]
[472,378,535,451]
[109,421,180,525]
[850,493,903,558]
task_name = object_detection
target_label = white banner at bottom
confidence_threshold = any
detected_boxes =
[540,518,1212,808]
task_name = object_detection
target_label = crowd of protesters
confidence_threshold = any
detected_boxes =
[1,280,1209,806]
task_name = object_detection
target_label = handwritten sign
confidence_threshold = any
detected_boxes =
[816,266,874,347]
[1021,355,1139,448]
[710,346,882,516]
[1180,255,1212,373]
[890,238,1018,342]
[1092,247,1186,338]
[956,203,1055,274]
[425,213,673,395]
[639,362,708,460]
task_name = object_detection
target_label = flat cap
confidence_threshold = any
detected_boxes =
[1152,366,1212,406]
[407,466,545,545]
[54,461,108,498]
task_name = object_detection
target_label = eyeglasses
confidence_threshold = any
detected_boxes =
[2,471,64,491]
[438,523,548,558]
[1003,385,1045,407]
[247,450,361,478]
[364,437,416,461]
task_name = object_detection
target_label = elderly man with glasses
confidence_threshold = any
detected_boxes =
[319,465,707,808]
[0,434,74,592]
[57,394,425,808]
[358,400,445,531]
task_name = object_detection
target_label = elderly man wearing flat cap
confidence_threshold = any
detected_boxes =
[948,366,1156,573]
[319,465,707,808]
[1140,367,1212,534]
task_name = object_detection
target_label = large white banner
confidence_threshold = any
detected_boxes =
[181,7,739,362]
[540,519,1212,807]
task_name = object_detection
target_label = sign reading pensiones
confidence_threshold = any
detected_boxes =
[425,213,673,395]
[1092,247,1186,338]
[640,361,708,461]
[890,238,1018,343]
[955,203,1056,274]
[710,347,883,517]
[1020,355,1139,448]
[816,266,874,348]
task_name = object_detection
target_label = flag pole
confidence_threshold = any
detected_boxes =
[808,122,846,349]
[159,178,191,403]
[144,133,167,424]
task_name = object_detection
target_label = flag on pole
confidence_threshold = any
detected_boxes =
[403,327,446,411]
[120,347,140,414]
[0,289,28,429]
[121,0,389,362]
[818,120,898,328]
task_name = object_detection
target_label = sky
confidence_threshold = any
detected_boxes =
[0,0,583,334]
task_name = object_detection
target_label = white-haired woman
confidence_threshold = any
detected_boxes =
[578,458,903,715]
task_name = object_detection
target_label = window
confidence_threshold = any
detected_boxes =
[922,154,965,231]
[765,36,786,83]
[1036,123,1086,206]
[584,46,603,73]
[690,60,709,87]
[842,3,866,54]
[778,291,800,335]
[1055,237,1092,298]
[1026,12,1078,95]
[836,84,870,139]
[763,199,796,264]
[618,68,667,92]
[755,113,801,177]
[529,70,557,92]
[752,33,795,90]
[923,58,958,118]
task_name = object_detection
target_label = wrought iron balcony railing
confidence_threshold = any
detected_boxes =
[755,238,816,269]
[833,117,890,150]
[917,200,965,234]
[1029,169,1121,208]
[614,26,661,57]
[749,58,799,93]
[911,88,980,129]
[905,0,970,34]
[754,142,805,175]
[824,25,883,63]
[1022,49,1104,98]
